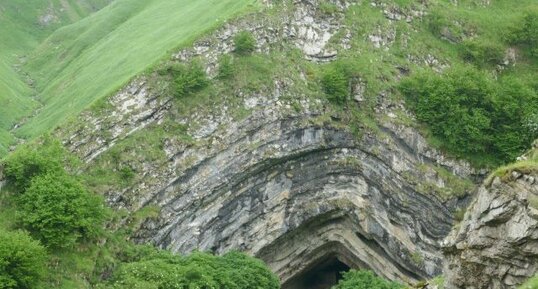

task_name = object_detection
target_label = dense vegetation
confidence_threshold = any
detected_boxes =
[109,250,279,289]
[332,270,403,289]
[316,0,538,167]
[1,0,538,288]
[0,229,47,289]
[0,138,278,288]
[399,66,538,166]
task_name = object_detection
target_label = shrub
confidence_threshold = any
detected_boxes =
[332,270,403,289]
[319,2,338,15]
[119,166,136,183]
[3,137,69,191]
[321,65,349,104]
[512,9,538,57]
[399,65,538,166]
[0,229,47,289]
[169,61,209,98]
[234,31,256,55]
[460,38,505,67]
[18,174,105,248]
[110,250,279,289]
[218,54,235,79]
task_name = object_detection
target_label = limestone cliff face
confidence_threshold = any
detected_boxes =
[55,0,475,286]
[443,171,538,289]
[131,111,470,284]
[61,89,473,285]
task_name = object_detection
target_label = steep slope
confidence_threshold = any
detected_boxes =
[443,144,538,289]
[5,0,534,287]
[54,0,479,286]
[13,0,257,140]
[0,0,111,155]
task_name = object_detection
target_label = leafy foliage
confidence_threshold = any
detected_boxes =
[321,64,350,104]
[460,38,505,67]
[3,137,70,191]
[332,270,403,289]
[109,250,280,289]
[218,54,235,79]
[18,173,105,248]
[512,8,538,57]
[234,31,256,55]
[399,65,538,166]
[169,61,209,98]
[0,229,47,289]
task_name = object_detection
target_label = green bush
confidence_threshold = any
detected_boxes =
[169,61,209,98]
[460,38,505,67]
[119,166,136,183]
[3,137,69,191]
[110,250,279,289]
[321,65,349,104]
[319,2,338,15]
[0,229,47,289]
[332,270,403,289]
[218,54,235,79]
[512,8,538,57]
[234,31,256,55]
[399,65,538,166]
[18,173,105,248]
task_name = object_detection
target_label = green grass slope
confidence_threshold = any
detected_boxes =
[0,0,111,155]
[15,0,257,139]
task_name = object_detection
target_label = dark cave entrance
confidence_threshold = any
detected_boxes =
[282,256,351,289]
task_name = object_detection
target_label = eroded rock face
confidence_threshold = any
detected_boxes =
[443,174,538,289]
[55,0,475,285]
[126,104,472,284]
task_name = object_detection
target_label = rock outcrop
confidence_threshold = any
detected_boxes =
[55,0,475,286]
[131,110,470,284]
[443,171,538,289]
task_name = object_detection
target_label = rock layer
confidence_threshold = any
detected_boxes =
[443,173,538,289]
[55,0,474,285]
[129,107,472,284]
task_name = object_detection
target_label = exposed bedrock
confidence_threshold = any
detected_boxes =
[443,172,538,289]
[124,112,472,285]
[54,0,475,285]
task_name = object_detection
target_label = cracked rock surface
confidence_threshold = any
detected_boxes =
[443,174,538,289]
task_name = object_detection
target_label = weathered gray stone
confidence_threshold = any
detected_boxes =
[54,0,478,286]
[444,175,538,289]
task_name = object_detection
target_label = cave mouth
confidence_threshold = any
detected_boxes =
[282,256,351,289]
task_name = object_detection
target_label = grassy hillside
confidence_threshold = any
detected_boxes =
[0,0,111,155]
[15,0,257,139]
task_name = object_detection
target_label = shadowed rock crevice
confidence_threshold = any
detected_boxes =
[282,254,350,289]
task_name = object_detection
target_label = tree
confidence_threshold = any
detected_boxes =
[332,270,402,289]
[0,229,47,289]
[18,174,105,248]
[3,137,69,191]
